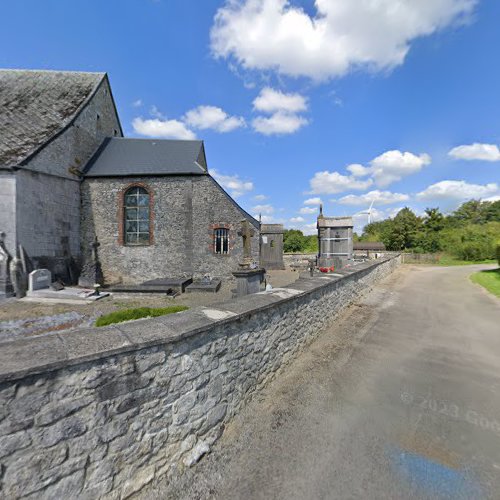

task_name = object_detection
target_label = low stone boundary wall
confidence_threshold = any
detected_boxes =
[401,252,440,264]
[0,255,400,499]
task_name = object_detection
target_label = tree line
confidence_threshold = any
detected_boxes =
[361,200,500,260]
[283,200,500,261]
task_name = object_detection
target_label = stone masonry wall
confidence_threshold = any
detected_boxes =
[14,78,122,265]
[0,173,16,255]
[0,255,400,499]
[80,175,259,284]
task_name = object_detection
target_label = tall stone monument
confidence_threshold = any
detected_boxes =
[232,220,265,297]
[317,207,354,270]
[0,233,15,299]
[260,224,285,270]
[78,236,104,287]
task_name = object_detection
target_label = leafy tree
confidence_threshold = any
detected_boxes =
[383,208,422,250]
[423,207,445,232]
[283,229,307,253]
[449,199,488,225]
[416,207,445,252]
[303,234,319,253]
[483,200,500,222]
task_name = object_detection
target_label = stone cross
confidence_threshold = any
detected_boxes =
[237,220,255,267]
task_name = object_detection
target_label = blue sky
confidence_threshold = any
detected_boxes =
[1,0,499,233]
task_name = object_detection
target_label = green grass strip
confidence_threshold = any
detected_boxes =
[438,255,496,266]
[95,305,189,327]
[470,268,500,298]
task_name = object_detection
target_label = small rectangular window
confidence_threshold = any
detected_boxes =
[214,228,229,254]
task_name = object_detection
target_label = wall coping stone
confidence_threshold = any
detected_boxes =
[0,255,399,383]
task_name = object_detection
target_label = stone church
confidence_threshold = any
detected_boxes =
[0,69,259,286]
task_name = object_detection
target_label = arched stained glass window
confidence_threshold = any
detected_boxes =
[124,186,150,245]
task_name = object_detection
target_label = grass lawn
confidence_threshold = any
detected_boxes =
[438,254,496,266]
[96,305,188,327]
[470,268,500,298]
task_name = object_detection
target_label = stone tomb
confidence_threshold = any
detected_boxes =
[317,213,354,270]
[186,279,222,294]
[27,269,110,302]
[107,277,193,294]
[260,224,285,270]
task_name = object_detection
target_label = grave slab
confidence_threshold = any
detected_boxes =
[108,277,192,294]
[26,286,111,302]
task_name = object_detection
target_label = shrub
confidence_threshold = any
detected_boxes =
[95,305,188,327]
[497,243,500,267]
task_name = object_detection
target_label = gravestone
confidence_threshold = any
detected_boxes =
[28,269,52,292]
[0,233,15,299]
[11,256,27,298]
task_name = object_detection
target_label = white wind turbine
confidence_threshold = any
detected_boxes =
[360,200,375,224]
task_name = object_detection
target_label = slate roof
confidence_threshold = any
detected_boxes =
[0,69,106,168]
[83,138,208,177]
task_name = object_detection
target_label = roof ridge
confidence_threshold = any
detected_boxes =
[0,68,106,76]
[109,137,202,143]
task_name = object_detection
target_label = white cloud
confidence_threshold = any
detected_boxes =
[308,149,430,197]
[338,190,410,206]
[132,117,196,140]
[253,87,308,113]
[301,222,318,235]
[299,206,319,214]
[253,194,268,201]
[417,180,499,201]
[347,163,370,177]
[211,169,254,198]
[252,111,308,135]
[370,150,431,187]
[252,204,274,214]
[211,0,476,80]
[448,143,500,162]
[309,171,373,195]
[132,99,143,108]
[183,105,246,133]
[289,216,305,223]
[304,197,322,206]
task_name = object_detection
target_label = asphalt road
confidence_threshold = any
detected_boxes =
[144,264,500,500]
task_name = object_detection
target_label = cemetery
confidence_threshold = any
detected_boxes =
[0,68,395,499]
[2,3,500,497]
